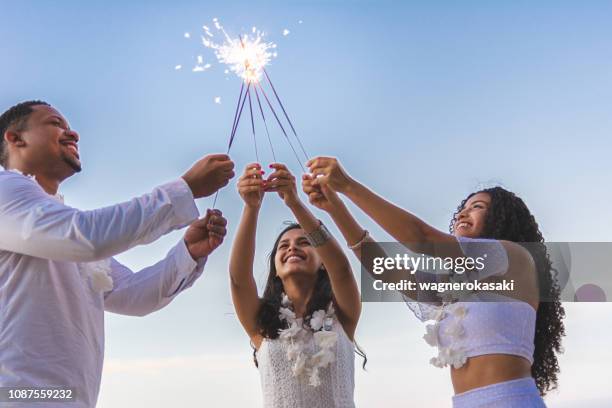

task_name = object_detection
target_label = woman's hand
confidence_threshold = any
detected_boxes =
[265,163,300,207]
[302,174,343,213]
[237,163,265,208]
[306,156,355,194]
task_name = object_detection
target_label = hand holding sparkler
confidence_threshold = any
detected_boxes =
[184,209,228,260]
[237,163,266,208]
[265,163,300,207]
[302,174,344,213]
[182,154,235,198]
[307,157,355,195]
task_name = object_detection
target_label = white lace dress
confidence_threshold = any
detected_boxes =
[256,318,356,408]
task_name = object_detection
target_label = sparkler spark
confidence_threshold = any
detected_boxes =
[202,23,276,84]
[197,18,307,207]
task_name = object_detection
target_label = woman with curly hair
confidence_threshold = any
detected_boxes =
[302,156,565,407]
[229,162,362,408]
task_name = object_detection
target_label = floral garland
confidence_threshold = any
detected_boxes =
[278,293,338,387]
[9,169,114,293]
[422,303,468,369]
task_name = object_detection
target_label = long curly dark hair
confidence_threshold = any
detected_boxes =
[254,222,367,368]
[450,187,565,396]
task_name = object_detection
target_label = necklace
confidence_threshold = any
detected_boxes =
[277,293,338,387]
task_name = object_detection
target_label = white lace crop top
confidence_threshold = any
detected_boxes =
[256,317,356,408]
[408,236,537,369]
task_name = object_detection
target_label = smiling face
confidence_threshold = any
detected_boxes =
[7,104,81,179]
[273,228,323,279]
[452,192,491,238]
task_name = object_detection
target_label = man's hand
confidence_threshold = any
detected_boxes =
[182,154,235,198]
[184,209,227,260]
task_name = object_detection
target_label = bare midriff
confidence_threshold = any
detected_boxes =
[451,354,533,394]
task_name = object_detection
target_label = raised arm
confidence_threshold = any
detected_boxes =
[229,164,266,346]
[302,175,421,301]
[266,163,361,338]
[0,154,234,263]
[307,157,460,257]
[105,210,227,316]
[0,171,198,262]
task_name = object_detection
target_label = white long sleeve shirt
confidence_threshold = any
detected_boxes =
[0,170,205,407]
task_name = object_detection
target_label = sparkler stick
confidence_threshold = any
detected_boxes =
[253,86,276,162]
[247,87,260,164]
[228,82,251,151]
[213,82,251,208]
[202,20,310,206]
[257,82,305,172]
[227,82,245,150]
[263,68,309,161]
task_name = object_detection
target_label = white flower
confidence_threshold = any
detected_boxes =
[84,259,114,292]
[443,320,465,338]
[292,353,307,376]
[281,293,291,307]
[429,356,445,368]
[447,348,467,369]
[311,348,335,368]
[423,323,439,347]
[279,307,296,322]
[309,309,326,331]
[279,322,301,339]
[430,347,467,369]
[308,367,321,387]
[286,342,301,360]
[452,305,468,318]
[430,307,446,321]
[314,330,338,349]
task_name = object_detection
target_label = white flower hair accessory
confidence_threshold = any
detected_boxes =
[277,293,338,387]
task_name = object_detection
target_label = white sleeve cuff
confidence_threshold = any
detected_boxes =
[158,178,199,228]
[168,239,207,296]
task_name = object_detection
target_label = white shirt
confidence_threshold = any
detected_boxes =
[0,170,205,407]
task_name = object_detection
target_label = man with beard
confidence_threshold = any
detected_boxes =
[0,100,234,407]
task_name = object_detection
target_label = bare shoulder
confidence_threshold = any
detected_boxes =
[499,240,537,276]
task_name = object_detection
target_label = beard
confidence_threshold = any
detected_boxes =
[61,152,82,173]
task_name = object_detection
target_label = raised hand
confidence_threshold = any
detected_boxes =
[264,163,299,207]
[306,156,354,194]
[182,154,235,198]
[237,163,266,208]
[302,174,343,212]
[184,209,228,260]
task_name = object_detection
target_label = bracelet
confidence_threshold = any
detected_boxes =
[348,230,369,250]
[305,222,332,248]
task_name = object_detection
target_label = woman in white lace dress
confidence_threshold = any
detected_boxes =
[229,163,363,408]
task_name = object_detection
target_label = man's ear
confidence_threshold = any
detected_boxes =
[4,130,26,147]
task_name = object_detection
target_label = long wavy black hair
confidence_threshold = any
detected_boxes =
[450,186,565,396]
[253,222,367,368]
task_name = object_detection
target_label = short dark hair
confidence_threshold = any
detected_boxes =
[0,100,50,168]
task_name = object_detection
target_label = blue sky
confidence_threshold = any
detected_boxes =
[2,1,612,406]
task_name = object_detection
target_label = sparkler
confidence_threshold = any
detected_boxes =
[201,19,308,207]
